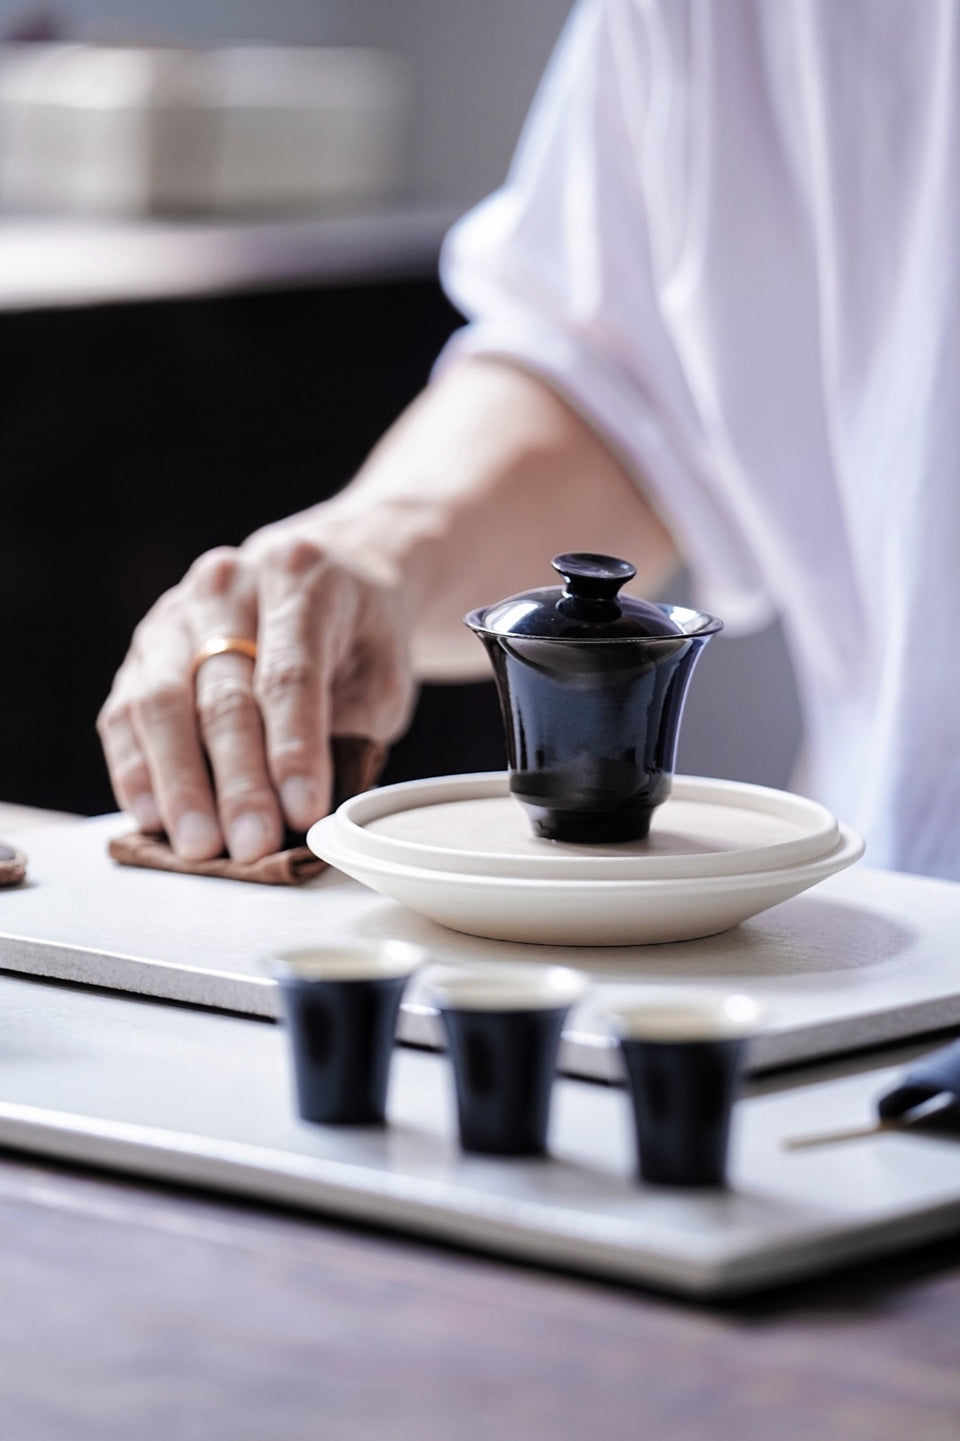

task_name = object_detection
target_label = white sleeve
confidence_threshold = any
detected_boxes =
[437,0,773,632]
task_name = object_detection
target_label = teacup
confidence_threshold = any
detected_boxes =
[606,989,764,1186]
[267,940,425,1125]
[424,962,587,1155]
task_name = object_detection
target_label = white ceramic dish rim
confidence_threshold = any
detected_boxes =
[263,940,426,983]
[309,820,864,947]
[328,772,841,881]
[420,962,588,1012]
[602,989,766,1042]
[307,816,865,897]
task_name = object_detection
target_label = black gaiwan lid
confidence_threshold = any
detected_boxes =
[471,553,685,641]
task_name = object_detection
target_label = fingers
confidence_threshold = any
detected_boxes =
[254,538,414,831]
[99,617,223,860]
[100,535,415,862]
[254,539,344,829]
[100,547,280,863]
[195,649,283,861]
[330,593,416,742]
[140,663,223,859]
[184,548,283,861]
[97,670,165,834]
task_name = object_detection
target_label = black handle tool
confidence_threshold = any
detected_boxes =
[785,1037,960,1150]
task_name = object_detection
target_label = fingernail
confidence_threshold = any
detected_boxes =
[227,812,273,864]
[281,776,319,827]
[174,810,222,860]
[130,793,162,832]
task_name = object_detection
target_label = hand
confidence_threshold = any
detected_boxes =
[98,359,679,863]
[98,518,415,863]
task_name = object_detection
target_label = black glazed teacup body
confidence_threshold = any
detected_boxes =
[268,941,425,1126]
[607,992,764,1187]
[425,964,587,1156]
[465,554,722,843]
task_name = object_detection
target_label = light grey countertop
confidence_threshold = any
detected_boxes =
[0,801,79,831]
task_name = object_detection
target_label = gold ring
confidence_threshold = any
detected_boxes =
[190,635,258,680]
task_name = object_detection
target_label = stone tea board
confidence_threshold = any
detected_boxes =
[0,972,957,1297]
[3,815,960,1079]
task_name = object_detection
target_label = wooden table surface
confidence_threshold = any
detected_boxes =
[3,805,959,1440]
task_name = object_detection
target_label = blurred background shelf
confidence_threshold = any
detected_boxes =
[0,206,460,309]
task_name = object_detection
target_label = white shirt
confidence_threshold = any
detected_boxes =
[439,0,960,881]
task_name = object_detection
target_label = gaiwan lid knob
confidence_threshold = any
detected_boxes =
[470,553,685,640]
[553,552,638,607]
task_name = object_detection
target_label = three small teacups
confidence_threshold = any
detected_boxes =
[267,942,762,1189]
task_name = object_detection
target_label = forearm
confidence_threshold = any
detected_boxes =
[258,356,680,680]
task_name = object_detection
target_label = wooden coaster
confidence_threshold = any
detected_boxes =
[0,843,27,887]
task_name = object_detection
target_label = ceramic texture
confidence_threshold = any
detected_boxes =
[440,1004,570,1155]
[329,772,841,881]
[425,960,586,1155]
[307,779,865,947]
[469,621,717,844]
[278,972,409,1125]
[619,1035,746,1186]
[465,555,722,843]
[473,554,689,642]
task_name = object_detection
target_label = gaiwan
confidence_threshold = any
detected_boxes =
[465,553,722,844]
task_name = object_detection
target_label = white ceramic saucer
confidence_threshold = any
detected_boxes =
[327,772,840,880]
[307,773,864,947]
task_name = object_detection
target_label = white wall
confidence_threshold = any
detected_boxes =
[368,1,574,203]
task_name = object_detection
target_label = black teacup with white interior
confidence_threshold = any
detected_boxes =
[267,941,426,1126]
[606,990,764,1186]
[424,962,587,1156]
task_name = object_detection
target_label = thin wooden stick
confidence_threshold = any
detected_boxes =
[784,1095,956,1150]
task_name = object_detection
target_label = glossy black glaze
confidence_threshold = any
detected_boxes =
[475,628,713,841]
[474,553,685,642]
[439,1005,570,1156]
[279,974,409,1126]
[465,554,721,843]
[619,1036,745,1187]
[878,1037,960,1123]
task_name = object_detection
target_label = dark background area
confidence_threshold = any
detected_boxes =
[1,277,507,815]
